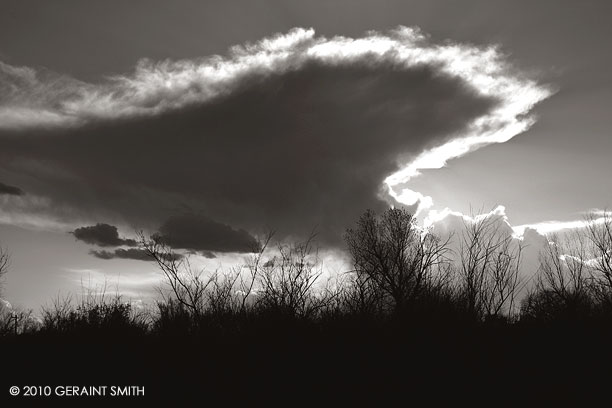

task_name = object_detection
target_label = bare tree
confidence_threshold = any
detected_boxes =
[457,214,524,321]
[0,245,9,296]
[522,231,593,321]
[1,307,37,336]
[0,244,15,336]
[206,269,242,316]
[538,233,590,301]
[340,270,385,316]
[256,233,327,318]
[585,210,612,305]
[41,293,75,332]
[345,208,451,313]
[239,231,274,312]
[139,232,213,317]
[140,229,276,319]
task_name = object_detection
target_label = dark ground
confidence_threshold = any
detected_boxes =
[2,321,612,406]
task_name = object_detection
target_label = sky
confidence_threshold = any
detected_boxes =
[0,0,611,312]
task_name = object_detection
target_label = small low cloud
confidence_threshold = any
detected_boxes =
[75,216,255,262]
[200,251,217,259]
[0,181,24,196]
[72,223,137,247]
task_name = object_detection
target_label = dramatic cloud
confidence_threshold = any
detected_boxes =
[0,181,23,196]
[72,223,137,247]
[156,214,259,253]
[90,248,181,262]
[0,27,550,247]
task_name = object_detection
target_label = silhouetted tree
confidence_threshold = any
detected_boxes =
[239,231,274,312]
[585,210,612,308]
[0,245,9,296]
[345,208,451,313]
[139,232,212,318]
[206,270,241,316]
[141,229,279,326]
[257,233,331,318]
[340,270,385,316]
[0,245,12,334]
[521,232,593,321]
[456,213,524,321]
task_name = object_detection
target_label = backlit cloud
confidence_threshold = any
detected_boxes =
[0,27,550,248]
[512,216,607,237]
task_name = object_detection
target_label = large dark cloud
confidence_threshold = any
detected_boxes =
[0,28,533,248]
[0,181,23,196]
[72,223,137,247]
[156,214,260,253]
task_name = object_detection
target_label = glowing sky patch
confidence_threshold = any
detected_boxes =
[512,216,607,237]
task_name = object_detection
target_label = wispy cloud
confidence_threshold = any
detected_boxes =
[383,31,553,212]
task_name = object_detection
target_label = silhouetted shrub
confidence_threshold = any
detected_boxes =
[345,208,451,314]
[40,293,148,336]
[152,298,196,335]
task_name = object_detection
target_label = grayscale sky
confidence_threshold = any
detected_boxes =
[1,0,611,311]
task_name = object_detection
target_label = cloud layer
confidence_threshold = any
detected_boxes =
[72,214,258,261]
[90,248,181,262]
[72,223,137,247]
[0,27,550,248]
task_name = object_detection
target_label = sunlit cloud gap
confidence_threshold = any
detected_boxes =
[380,29,553,213]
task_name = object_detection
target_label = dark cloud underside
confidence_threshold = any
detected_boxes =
[0,59,495,245]
[157,214,260,253]
[0,181,24,196]
[90,248,181,262]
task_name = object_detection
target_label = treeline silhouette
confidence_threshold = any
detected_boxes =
[2,208,612,404]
